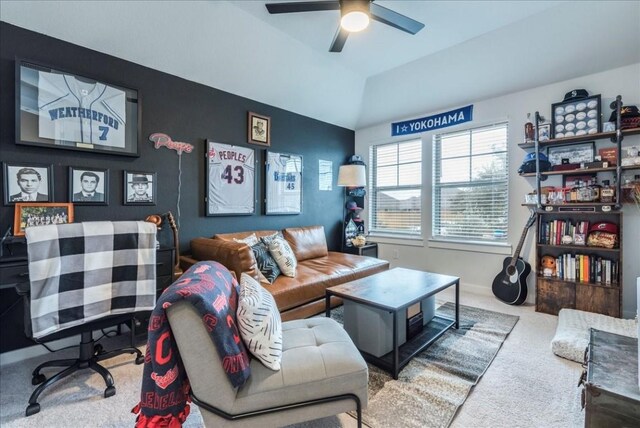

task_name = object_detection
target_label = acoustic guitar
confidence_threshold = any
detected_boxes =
[491,212,536,305]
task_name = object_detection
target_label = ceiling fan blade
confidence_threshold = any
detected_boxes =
[329,26,349,52]
[266,1,340,14]
[370,3,425,34]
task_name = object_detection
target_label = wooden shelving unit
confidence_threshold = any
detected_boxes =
[522,97,636,317]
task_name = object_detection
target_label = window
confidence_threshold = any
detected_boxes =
[432,122,509,242]
[369,139,422,236]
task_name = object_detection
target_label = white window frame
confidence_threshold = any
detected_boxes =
[431,122,509,244]
[368,139,422,238]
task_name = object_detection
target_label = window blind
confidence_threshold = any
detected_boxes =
[369,139,422,236]
[432,122,509,242]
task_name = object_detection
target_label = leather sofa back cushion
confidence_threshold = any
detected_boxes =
[215,230,279,241]
[282,226,328,262]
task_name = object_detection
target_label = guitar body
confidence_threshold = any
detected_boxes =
[492,256,530,305]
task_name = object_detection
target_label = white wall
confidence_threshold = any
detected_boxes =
[355,63,640,318]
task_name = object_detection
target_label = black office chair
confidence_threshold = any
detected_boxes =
[21,220,156,416]
[18,281,144,416]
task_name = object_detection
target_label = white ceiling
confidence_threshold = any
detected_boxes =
[1,1,639,130]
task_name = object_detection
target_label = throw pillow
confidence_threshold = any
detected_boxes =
[267,235,297,277]
[260,231,282,246]
[251,242,281,283]
[237,273,282,371]
[233,233,259,247]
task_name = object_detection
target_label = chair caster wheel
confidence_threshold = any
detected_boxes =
[135,355,144,365]
[26,403,41,416]
[94,344,104,355]
[104,386,116,398]
[32,374,46,385]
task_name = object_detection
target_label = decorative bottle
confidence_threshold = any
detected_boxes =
[524,113,534,143]
[600,180,615,203]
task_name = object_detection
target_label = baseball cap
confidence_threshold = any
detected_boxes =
[129,174,149,184]
[588,222,618,235]
[563,89,589,102]
[345,201,363,211]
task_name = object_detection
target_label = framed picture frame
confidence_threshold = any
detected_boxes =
[205,140,256,216]
[265,151,303,215]
[538,123,551,142]
[16,58,140,157]
[248,111,271,147]
[551,94,601,139]
[3,161,54,205]
[123,171,156,206]
[69,166,109,205]
[13,202,74,236]
[563,173,597,188]
[547,142,595,166]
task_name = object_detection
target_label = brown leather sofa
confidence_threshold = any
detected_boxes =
[180,225,389,321]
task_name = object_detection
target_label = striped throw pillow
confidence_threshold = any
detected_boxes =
[237,273,282,371]
[267,235,297,277]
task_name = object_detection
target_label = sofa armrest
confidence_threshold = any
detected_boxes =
[190,237,261,281]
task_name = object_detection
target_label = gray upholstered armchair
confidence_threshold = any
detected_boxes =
[166,300,368,427]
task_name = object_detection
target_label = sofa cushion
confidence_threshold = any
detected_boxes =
[238,273,283,371]
[233,233,259,247]
[282,226,328,262]
[267,235,297,278]
[268,252,389,312]
[251,242,281,283]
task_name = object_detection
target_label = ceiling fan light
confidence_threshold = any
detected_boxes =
[341,11,369,32]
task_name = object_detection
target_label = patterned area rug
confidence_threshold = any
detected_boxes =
[331,302,519,428]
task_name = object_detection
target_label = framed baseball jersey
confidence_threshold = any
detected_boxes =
[265,151,303,215]
[206,141,256,216]
[16,58,140,157]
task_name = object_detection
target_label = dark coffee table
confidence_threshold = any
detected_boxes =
[326,267,459,379]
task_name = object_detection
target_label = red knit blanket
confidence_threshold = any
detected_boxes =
[132,261,251,427]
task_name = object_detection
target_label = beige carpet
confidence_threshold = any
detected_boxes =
[0,290,585,428]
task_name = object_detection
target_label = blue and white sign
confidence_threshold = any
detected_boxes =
[391,105,473,136]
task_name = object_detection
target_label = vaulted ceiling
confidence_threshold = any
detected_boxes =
[1,1,639,130]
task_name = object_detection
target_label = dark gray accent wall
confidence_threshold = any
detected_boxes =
[0,22,353,252]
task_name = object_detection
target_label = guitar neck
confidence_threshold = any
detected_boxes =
[509,215,535,267]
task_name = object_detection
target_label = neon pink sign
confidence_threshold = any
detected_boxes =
[149,133,194,155]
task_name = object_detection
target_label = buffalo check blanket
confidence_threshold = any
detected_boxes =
[25,221,157,339]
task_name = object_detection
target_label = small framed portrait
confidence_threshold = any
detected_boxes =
[248,111,271,147]
[538,123,551,142]
[124,171,156,205]
[69,167,109,205]
[3,162,54,205]
[13,202,74,236]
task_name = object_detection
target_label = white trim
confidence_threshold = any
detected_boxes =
[428,238,512,255]
[368,235,424,247]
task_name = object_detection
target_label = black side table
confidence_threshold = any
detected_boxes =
[342,243,378,258]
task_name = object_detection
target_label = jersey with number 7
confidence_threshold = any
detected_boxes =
[207,141,255,214]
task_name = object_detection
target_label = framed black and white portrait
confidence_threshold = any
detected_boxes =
[3,162,54,205]
[69,166,109,205]
[123,171,156,206]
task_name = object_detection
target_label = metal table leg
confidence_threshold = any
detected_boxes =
[325,293,331,317]
[455,279,459,329]
[392,310,399,379]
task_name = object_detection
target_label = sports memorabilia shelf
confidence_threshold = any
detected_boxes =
[520,95,640,317]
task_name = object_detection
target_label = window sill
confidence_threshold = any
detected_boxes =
[428,238,512,255]
[367,234,424,247]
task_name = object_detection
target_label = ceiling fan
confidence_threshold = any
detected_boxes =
[265,0,425,52]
